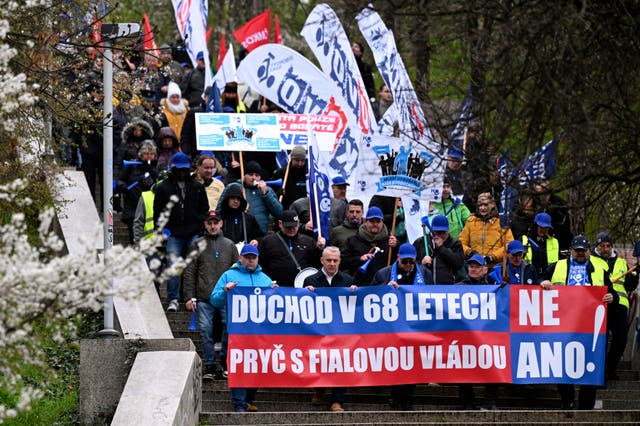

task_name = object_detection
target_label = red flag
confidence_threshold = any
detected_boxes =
[274,13,283,44]
[142,13,157,52]
[217,33,227,69]
[206,27,213,43]
[90,20,102,58]
[232,10,271,52]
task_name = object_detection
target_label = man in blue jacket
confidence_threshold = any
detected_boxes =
[210,244,275,412]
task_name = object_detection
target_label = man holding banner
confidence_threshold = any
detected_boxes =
[371,243,433,411]
[210,244,276,412]
[540,235,615,410]
[303,246,356,411]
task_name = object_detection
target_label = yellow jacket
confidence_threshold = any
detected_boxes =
[459,214,514,268]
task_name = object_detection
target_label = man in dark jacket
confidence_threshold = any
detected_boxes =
[183,211,237,379]
[217,184,264,246]
[329,199,364,249]
[153,152,209,312]
[303,246,356,411]
[456,254,499,410]
[371,243,433,411]
[489,240,538,285]
[413,215,465,284]
[259,210,325,287]
[180,51,206,108]
[270,145,307,210]
[341,206,398,285]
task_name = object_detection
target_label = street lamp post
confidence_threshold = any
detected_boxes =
[99,23,140,338]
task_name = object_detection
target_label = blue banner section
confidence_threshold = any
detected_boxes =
[510,332,606,385]
[227,285,511,336]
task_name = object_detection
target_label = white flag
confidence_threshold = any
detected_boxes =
[171,0,213,89]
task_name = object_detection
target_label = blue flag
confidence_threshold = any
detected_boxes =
[519,132,562,186]
[206,82,222,113]
[447,86,474,159]
[275,150,289,169]
[308,128,331,240]
[497,151,519,228]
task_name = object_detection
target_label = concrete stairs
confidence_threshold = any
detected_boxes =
[164,308,640,425]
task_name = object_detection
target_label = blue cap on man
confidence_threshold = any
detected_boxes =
[431,215,449,232]
[240,244,259,256]
[507,240,525,254]
[196,51,204,60]
[534,212,553,229]
[468,254,487,266]
[171,152,191,169]
[332,176,350,186]
[366,206,384,220]
[398,243,417,259]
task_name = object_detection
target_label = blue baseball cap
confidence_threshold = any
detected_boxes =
[332,176,350,186]
[468,254,487,266]
[365,206,384,220]
[171,152,191,169]
[196,51,204,60]
[240,244,259,256]
[431,215,449,232]
[507,240,525,254]
[534,212,553,229]
[398,243,417,259]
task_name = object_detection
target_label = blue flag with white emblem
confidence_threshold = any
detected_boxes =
[308,126,331,240]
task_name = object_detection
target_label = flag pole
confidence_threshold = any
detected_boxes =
[312,182,322,240]
[279,157,291,203]
[238,152,246,199]
[387,197,399,266]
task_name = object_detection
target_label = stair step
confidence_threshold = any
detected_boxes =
[199,409,640,425]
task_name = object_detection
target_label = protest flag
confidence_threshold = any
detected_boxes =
[520,132,563,186]
[171,0,212,89]
[217,32,227,69]
[205,82,222,113]
[448,87,474,160]
[233,9,271,52]
[142,13,157,52]
[308,125,331,240]
[274,13,283,44]
[213,43,236,94]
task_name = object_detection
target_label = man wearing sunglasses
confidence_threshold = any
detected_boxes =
[371,243,433,411]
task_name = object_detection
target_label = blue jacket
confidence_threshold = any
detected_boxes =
[210,262,273,308]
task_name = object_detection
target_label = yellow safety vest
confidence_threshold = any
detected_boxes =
[523,235,559,264]
[591,256,629,309]
[550,258,605,287]
[141,191,155,240]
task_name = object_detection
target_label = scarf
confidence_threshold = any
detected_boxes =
[358,223,389,244]
[567,258,589,286]
[390,262,426,285]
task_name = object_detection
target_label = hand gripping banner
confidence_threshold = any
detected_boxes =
[225,285,607,388]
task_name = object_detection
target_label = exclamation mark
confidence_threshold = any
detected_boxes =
[586,305,605,373]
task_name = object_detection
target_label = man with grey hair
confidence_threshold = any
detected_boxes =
[303,246,356,412]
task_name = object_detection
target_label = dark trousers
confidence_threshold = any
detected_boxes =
[558,384,597,409]
[459,384,498,409]
[606,304,629,377]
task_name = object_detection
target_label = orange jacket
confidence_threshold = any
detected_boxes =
[459,213,514,268]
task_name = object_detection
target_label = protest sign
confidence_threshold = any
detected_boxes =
[226,285,607,388]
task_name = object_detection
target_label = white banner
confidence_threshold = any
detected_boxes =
[195,113,340,152]
[172,0,213,90]
[237,43,364,182]
[356,6,445,207]
[300,3,376,137]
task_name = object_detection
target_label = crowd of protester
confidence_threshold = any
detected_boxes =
[58,38,638,414]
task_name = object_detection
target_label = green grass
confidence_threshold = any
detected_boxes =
[3,390,78,426]
[1,311,102,425]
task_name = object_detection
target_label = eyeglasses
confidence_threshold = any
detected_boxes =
[400,258,415,265]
